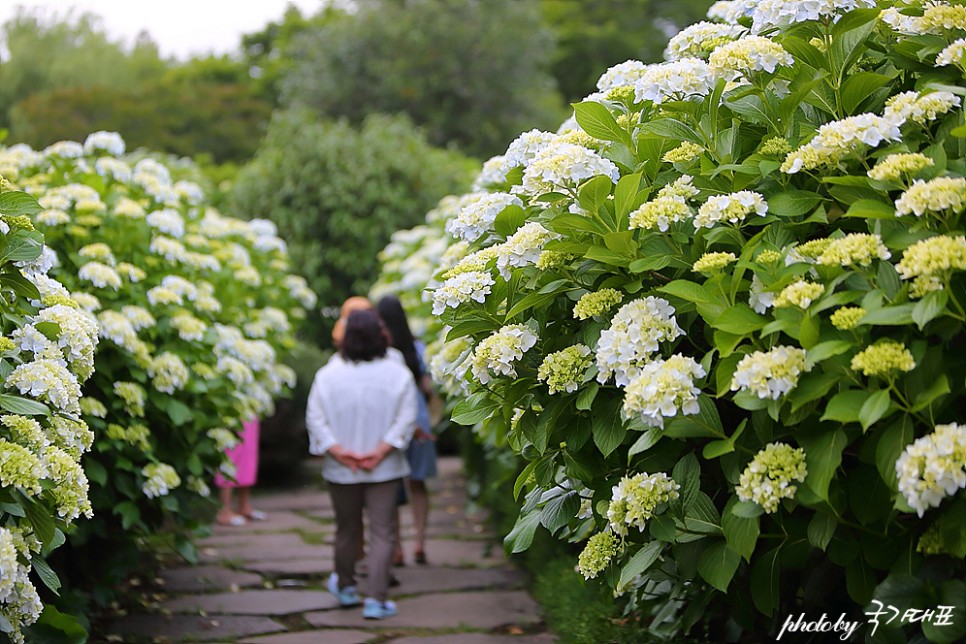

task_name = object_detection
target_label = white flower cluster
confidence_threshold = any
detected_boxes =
[884,90,962,126]
[494,222,559,279]
[937,38,966,67]
[77,261,122,290]
[596,297,684,387]
[520,142,620,197]
[708,36,794,80]
[469,324,538,385]
[664,21,747,61]
[446,192,523,242]
[895,177,966,217]
[634,58,717,105]
[782,113,902,174]
[708,0,757,24]
[750,0,876,34]
[623,354,706,428]
[881,2,966,36]
[0,527,43,642]
[694,190,768,228]
[736,442,808,513]
[146,208,186,238]
[596,60,649,93]
[431,270,495,315]
[731,345,810,399]
[896,423,966,517]
[607,471,680,535]
[141,462,182,498]
[83,130,126,156]
[896,234,966,297]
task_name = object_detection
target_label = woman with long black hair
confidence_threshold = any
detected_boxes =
[376,295,438,565]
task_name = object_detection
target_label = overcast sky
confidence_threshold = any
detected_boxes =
[0,0,328,60]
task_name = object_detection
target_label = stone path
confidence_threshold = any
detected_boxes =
[106,457,556,643]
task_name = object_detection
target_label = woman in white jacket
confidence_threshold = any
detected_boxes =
[305,309,418,620]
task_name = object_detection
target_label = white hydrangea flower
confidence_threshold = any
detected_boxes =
[146,208,186,238]
[736,442,807,513]
[473,155,512,190]
[596,297,684,387]
[665,21,747,61]
[494,222,559,279]
[937,38,966,67]
[896,423,966,517]
[881,2,966,36]
[607,472,680,535]
[596,60,649,92]
[148,352,189,394]
[77,261,122,290]
[94,157,131,182]
[141,462,182,499]
[751,0,876,34]
[884,91,962,126]
[469,324,538,385]
[709,35,794,80]
[503,129,559,169]
[43,141,84,158]
[731,345,810,399]
[895,177,966,217]
[446,192,522,242]
[431,271,495,315]
[520,142,620,196]
[623,354,706,428]
[83,131,125,156]
[694,190,768,228]
[5,359,83,414]
[816,233,891,267]
[634,58,716,104]
[707,0,757,24]
[782,113,902,174]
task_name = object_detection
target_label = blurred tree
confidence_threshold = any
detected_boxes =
[0,7,167,126]
[11,77,272,163]
[229,108,476,345]
[277,0,567,159]
[540,0,715,102]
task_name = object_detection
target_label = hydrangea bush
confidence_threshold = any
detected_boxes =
[379,1,966,640]
[0,181,98,642]
[0,133,316,622]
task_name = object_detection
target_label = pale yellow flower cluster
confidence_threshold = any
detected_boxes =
[708,35,794,80]
[573,288,623,320]
[850,340,916,377]
[664,21,747,61]
[895,176,966,217]
[867,152,935,182]
[141,462,182,499]
[830,306,866,330]
[607,471,680,535]
[736,442,807,513]
[537,344,593,394]
[578,531,620,580]
[693,251,737,273]
[896,234,966,297]
[731,345,810,399]
[774,279,826,309]
[816,233,891,267]
[884,90,962,126]
[663,141,705,163]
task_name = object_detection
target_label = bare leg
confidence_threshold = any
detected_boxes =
[236,487,253,516]
[216,487,238,524]
[410,479,429,559]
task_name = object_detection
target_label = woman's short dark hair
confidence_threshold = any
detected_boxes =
[341,309,389,362]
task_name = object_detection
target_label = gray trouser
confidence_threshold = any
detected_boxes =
[328,478,399,601]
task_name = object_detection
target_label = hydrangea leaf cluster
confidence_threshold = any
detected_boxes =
[375,2,966,637]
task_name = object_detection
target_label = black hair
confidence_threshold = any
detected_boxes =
[376,294,421,382]
[340,309,389,362]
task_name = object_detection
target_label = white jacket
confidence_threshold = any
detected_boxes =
[305,352,418,484]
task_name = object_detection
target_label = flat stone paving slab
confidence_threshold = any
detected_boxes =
[239,629,375,644]
[164,589,340,615]
[200,542,332,564]
[372,566,525,596]
[161,565,264,593]
[242,557,333,576]
[401,538,506,568]
[106,614,285,641]
[392,634,557,644]
[305,590,541,630]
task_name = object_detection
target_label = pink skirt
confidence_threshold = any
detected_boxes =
[215,418,260,488]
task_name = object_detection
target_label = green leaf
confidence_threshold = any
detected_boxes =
[504,509,541,554]
[578,175,615,213]
[684,492,722,536]
[540,490,579,535]
[629,427,662,456]
[702,438,734,459]
[31,556,61,595]
[846,557,876,605]
[722,499,759,562]
[493,204,527,238]
[843,199,896,219]
[806,340,852,364]
[767,190,824,217]
[614,173,642,220]
[575,382,599,411]
[807,513,837,551]
[21,494,56,544]
[912,289,948,329]
[912,373,949,412]
[165,398,194,426]
[638,117,700,143]
[820,390,868,423]
[664,396,725,439]
[0,394,50,416]
[841,72,894,113]
[616,541,664,594]
[0,271,42,300]
[85,459,108,486]
[788,372,840,413]
[923,580,966,643]
[673,452,701,512]
[697,541,741,592]
[732,501,764,519]
[451,393,500,426]
[32,603,88,643]
[875,418,914,489]
[859,304,915,326]
[115,501,140,530]
[0,230,45,264]
[572,101,632,146]
[593,399,626,457]
[859,389,891,431]
[0,190,42,217]
[711,304,768,335]
[750,546,782,615]
[800,428,847,501]
[658,279,711,305]
[650,514,676,542]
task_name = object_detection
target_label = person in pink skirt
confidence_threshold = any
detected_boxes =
[215,417,267,526]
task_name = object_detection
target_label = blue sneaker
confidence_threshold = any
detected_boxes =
[327,573,360,607]
[363,597,398,619]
